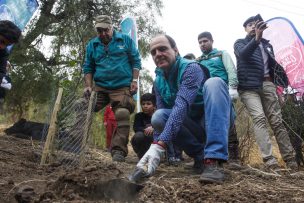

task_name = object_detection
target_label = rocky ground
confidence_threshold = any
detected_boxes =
[1,131,304,203]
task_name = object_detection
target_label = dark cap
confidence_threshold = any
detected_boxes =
[0,20,21,43]
[243,16,255,27]
[183,53,196,60]
[95,15,112,28]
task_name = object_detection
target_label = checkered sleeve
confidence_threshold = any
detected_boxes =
[158,63,205,143]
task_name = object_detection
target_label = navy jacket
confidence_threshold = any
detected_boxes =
[0,48,8,80]
[133,112,152,133]
[234,35,288,90]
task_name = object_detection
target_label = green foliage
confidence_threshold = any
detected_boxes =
[281,100,304,139]
[120,0,164,58]
[5,0,163,120]
[281,99,304,165]
[5,62,56,119]
[90,108,106,149]
[139,68,154,95]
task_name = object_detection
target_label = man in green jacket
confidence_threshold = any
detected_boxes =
[133,34,232,184]
[197,31,240,163]
[83,15,142,162]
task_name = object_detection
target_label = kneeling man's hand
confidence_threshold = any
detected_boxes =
[136,143,165,176]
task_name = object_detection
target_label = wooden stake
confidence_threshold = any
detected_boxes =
[40,88,63,165]
[80,91,95,166]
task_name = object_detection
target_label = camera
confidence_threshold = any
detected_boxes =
[254,14,264,22]
[254,14,267,29]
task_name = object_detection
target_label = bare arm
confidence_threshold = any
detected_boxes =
[84,73,93,88]
[132,68,140,80]
[130,68,140,95]
[83,73,93,99]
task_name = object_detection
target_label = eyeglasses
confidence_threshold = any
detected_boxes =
[96,27,110,34]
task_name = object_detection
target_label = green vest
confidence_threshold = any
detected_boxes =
[154,57,208,119]
[198,49,228,85]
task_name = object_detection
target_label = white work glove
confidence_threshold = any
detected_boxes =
[228,87,239,100]
[1,76,12,90]
[136,143,165,176]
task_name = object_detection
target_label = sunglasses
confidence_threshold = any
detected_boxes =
[96,27,110,33]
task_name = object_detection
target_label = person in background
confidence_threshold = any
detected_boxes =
[234,15,298,170]
[0,21,21,105]
[0,61,12,102]
[83,15,142,162]
[197,31,239,164]
[131,93,156,159]
[183,53,196,60]
[103,105,117,151]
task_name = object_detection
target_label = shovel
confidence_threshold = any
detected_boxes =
[103,178,144,202]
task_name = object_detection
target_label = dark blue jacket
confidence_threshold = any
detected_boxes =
[234,35,288,90]
[0,48,9,99]
[0,48,8,79]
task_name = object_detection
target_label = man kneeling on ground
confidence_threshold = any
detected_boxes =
[134,34,233,184]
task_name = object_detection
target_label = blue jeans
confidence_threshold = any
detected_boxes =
[152,77,232,161]
[167,142,183,159]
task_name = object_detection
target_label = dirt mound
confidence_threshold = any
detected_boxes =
[0,134,144,202]
[48,164,143,202]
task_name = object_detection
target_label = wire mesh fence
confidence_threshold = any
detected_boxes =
[40,89,101,168]
[281,98,304,166]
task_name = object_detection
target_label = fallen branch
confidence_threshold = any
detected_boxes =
[282,119,304,143]
[30,137,35,150]
[247,164,282,177]
[146,181,170,194]
[0,148,15,155]
[228,180,244,188]
[6,179,48,197]
[276,188,304,192]
[92,150,111,160]
[157,174,166,180]
[290,171,304,176]
[255,175,304,192]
